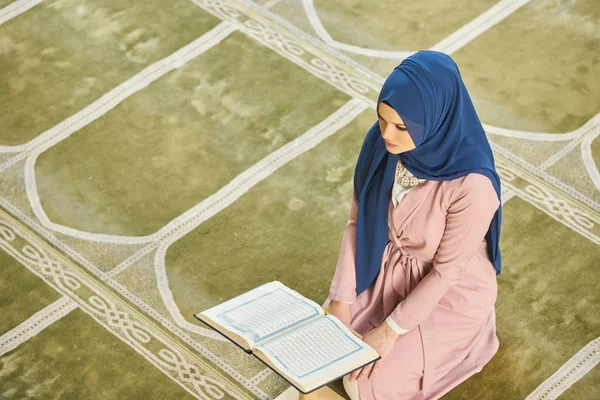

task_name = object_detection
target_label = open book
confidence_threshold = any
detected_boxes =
[193,280,381,395]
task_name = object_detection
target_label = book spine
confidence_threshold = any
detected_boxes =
[194,314,253,353]
[254,313,324,347]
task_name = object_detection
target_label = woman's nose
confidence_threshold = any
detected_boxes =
[382,126,394,140]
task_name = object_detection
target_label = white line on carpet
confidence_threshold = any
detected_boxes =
[300,0,532,58]
[0,296,78,356]
[0,0,42,25]
[525,337,599,400]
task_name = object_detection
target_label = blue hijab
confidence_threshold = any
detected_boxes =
[353,50,502,296]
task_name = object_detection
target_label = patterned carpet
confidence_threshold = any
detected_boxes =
[0,0,598,398]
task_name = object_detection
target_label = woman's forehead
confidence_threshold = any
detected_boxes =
[377,102,405,124]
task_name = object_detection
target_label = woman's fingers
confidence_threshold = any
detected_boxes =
[350,357,381,382]
[368,359,380,379]
[328,301,353,327]
[349,368,362,381]
[357,364,372,381]
[350,364,372,382]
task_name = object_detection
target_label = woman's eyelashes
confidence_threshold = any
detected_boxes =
[379,117,407,131]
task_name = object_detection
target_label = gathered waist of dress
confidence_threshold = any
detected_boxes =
[381,238,432,300]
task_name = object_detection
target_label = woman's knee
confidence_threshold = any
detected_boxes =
[369,329,425,397]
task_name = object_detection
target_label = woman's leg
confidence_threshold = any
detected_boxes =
[357,327,425,400]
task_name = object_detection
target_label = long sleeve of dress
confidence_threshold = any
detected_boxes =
[328,188,359,303]
[387,173,500,332]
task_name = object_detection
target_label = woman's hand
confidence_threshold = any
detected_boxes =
[328,300,352,327]
[348,321,400,382]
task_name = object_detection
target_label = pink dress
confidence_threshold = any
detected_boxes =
[322,171,501,400]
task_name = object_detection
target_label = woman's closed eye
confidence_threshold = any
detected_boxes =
[379,117,407,132]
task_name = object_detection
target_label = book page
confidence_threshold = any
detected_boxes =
[201,281,324,346]
[254,314,377,386]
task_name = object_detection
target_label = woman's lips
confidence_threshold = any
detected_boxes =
[385,141,397,148]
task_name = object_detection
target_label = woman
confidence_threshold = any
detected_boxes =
[321,50,502,400]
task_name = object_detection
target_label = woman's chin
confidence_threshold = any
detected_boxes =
[386,146,406,154]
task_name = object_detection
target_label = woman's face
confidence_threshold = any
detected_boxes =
[377,102,416,154]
